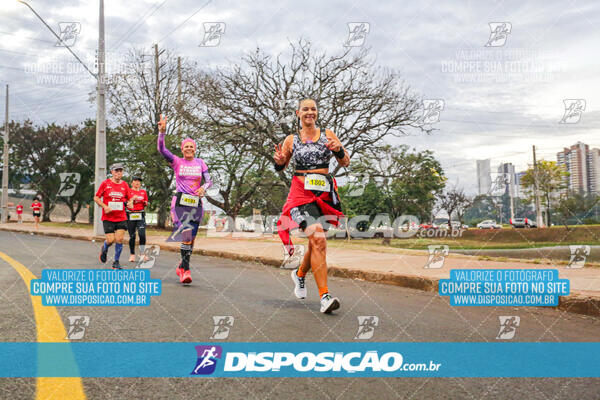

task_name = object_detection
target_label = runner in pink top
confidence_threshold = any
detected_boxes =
[157,115,212,284]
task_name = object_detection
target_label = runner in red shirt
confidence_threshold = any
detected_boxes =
[16,204,23,224]
[126,176,149,263]
[30,198,43,230]
[93,163,134,269]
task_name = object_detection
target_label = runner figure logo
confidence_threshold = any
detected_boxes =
[168,210,201,242]
[421,99,445,124]
[199,22,226,47]
[344,23,370,47]
[58,172,81,197]
[490,173,510,196]
[205,172,221,198]
[345,173,367,197]
[136,245,160,269]
[425,245,449,269]
[496,316,520,340]
[191,345,223,375]
[65,316,90,340]
[567,245,590,269]
[485,22,512,47]
[210,316,234,339]
[559,99,586,124]
[55,22,81,47]
[354,316,379,340]
[277,98,297,125]
[281,244,305,269]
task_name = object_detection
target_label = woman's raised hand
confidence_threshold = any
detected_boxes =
[325,136,342,152]
[274,143,286,165]
[158,114,167,133]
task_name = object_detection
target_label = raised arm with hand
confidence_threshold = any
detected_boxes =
[157,115,175,163]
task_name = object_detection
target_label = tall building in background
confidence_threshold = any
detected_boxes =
[557,142,600,194]
[477,159,491,195]
[588,148,600,194]
[497,163,516,197]
[498,162,517,220]
[514,171,526,198]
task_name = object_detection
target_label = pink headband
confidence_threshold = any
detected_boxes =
[181,138,197,151]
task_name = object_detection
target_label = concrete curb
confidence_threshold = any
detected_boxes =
[1,226,598,318]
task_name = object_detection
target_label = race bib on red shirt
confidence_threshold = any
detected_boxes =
[96,179,130,222]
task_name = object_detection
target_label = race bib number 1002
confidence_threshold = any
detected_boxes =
[304,174,331,192]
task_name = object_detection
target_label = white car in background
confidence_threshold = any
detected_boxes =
[477,220,502,229]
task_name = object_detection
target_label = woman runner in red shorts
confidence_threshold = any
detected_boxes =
[274,98,350,314]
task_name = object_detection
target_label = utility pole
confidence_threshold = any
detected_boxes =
[177,56,182,115]
[93,0,107,236]
[18,0,105,235]
[532,145,543,227]
[508,174,515,221]
[154,44,161,135]
[1,85,8,224]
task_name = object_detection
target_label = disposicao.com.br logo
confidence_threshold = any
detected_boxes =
[191,344,441,377]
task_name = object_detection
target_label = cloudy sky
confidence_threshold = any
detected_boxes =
[2,0,599,194]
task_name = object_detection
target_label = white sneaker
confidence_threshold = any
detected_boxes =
[320,293,340,314]
[291,268,307,299]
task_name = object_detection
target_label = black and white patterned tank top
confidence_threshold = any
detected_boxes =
[292,128,332,170]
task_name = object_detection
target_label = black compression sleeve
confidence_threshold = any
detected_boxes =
[274,162,285,171]
[333,148,346,159]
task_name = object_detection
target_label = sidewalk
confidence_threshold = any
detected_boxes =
[1,222,599,317]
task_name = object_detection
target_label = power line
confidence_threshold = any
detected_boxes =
[157,0,212,44]
[0,48,39,57]
[0,29,54,44]
[113,0,169,50]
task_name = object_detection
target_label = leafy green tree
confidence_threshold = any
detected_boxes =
[349,145,446,221]
[201,137,274,219]
[556,192,599,229]
[10,121,69,221]
[339,179,387,218]
[57,120,96,222]
[520,160,568,226]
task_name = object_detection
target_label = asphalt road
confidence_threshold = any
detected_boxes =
[0,231,599,400]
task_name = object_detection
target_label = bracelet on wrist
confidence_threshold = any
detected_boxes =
[333,148,345,159]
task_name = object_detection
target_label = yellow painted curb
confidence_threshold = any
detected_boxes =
[0,251,86,400]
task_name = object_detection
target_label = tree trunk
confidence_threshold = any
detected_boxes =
[42,199,52,222]
[157,207,169,229]
[68,202,82,223]
[546,194,552,226]
[88,203,94,224]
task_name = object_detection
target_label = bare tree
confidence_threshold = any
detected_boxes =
[349,144,445,220]
[438,188,473,227]
[105,47,203,227]
[455,191,476,225]
[200,134,276,219]
[189,40,428,185]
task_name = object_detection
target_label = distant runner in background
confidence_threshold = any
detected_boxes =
[16,204,23,224]
[127,176,149,263]
[31,197,43,230]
